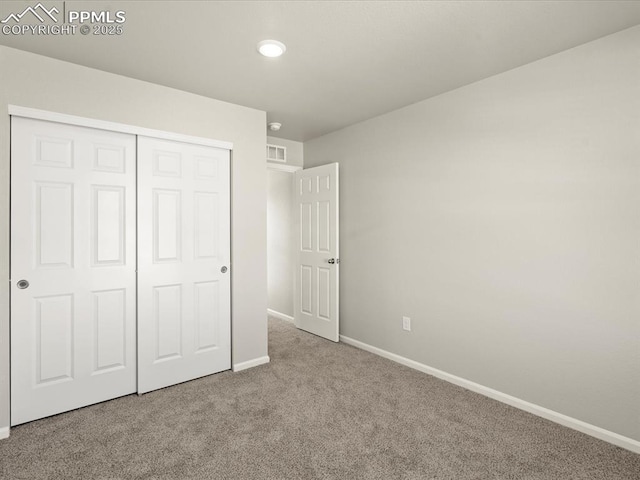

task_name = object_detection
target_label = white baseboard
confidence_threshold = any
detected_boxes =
[267,309,294,323]
[0,426,9,440]
[339,335,640,454]
[233,355,270,373]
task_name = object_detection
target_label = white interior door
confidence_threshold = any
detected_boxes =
[294,163,339,341]
[137,136,231,394]
[10,117,137,426]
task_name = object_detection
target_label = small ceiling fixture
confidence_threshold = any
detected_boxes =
[268,122,282,132]
[257,40,286,58]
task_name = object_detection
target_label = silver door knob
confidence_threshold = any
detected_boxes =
[221,266,228,273]
[327,259,336,264]
[16,280,29,289]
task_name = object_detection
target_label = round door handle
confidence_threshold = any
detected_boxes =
[16,280,29,289]
[327,259,336,264]
[221,266,228,273]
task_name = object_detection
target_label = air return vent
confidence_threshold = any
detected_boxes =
[266,144,286,163]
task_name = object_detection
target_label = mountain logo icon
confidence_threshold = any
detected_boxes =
[1,3,59,24]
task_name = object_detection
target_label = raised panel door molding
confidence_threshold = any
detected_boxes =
[294,163,340,342]
[11,116,137,426]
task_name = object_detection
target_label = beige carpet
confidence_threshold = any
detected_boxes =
[1,317,639,479]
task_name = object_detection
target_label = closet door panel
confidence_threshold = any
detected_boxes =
[137,136,231,394]
[11,117,136,426]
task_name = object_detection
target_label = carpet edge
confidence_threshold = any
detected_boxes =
[339,334,640,454]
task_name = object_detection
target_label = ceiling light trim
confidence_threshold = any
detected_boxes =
[257,39,287,58]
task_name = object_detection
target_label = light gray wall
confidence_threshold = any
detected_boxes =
[267,169,295,317]
[304,26,640,441]
[0,46,268,431]
[267,136,304,167]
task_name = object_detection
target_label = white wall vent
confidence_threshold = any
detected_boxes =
[267,144,286,163]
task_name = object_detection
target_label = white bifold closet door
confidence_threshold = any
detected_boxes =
[11,117,137,426]
[137,137,231,394]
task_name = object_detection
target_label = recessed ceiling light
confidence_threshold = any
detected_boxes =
[257,40,286,58]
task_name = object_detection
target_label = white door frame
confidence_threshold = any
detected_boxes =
[266,162,301,323]
[7,105,234,432]
[8,106,233,150]
[267,163,301,174]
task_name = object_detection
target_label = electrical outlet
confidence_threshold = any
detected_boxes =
[402,316,411,331]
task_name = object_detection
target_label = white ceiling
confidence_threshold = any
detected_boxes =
[1,1,640,141]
